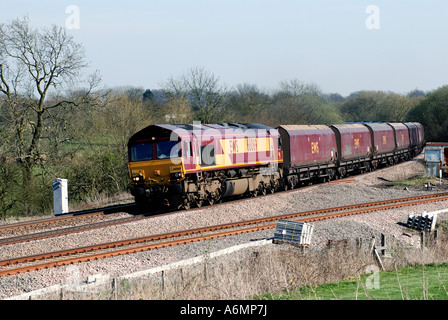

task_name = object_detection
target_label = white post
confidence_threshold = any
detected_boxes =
[53,178,68,215]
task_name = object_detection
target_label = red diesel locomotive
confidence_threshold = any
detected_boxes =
[128,122,424,211]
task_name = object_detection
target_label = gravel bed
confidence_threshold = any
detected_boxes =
[0,212,134,240]
[2,157,448,299]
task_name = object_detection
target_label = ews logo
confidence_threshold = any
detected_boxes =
[311,142,319,154]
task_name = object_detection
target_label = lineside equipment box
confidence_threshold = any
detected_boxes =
[425,142,448,177]
[53,178,68,215]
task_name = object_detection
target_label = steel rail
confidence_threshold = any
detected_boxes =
[0,215,147,246]
[0,212,104,232]
[1,193,448,277]
[0,203,136,232]
[2,189,448,247]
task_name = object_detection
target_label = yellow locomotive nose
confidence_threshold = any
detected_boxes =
[129,158,185,186]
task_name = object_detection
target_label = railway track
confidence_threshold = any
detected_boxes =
[0,183,318,246]
[0,202,140,246]
[0,214,149,246]
[0,171,367,240]
[0,202,136,233]
[1,191,448,278]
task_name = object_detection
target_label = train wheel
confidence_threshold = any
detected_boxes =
[207,190,222,205]
[208,194,217,205]
[328,169,336,181]
[182,199,191,210]
[268,181,275,194]
[338,167,346,179]
[259,182,267,196]
[195,199,203,208]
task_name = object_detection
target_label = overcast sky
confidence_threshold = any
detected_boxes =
[2,0,448,96]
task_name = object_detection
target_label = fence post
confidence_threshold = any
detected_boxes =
[112,277,118,300]
[420,231,425,250]
[180,268,184,287]
[369,236,376,254]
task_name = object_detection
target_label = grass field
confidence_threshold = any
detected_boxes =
[385,175,443,189]
[260,263,448,300]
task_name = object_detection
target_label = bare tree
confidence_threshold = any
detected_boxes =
[228,84,270,119]
[272,79,336,125]
[161,67,228,123]
[0,17,97,187]
[278,79,322,97]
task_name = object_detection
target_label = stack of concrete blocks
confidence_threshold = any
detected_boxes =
[273,219,314,246]
[407,211,439,232]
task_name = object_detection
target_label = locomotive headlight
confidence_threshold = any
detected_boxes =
[132,173,144,183]
[170,172,183,179]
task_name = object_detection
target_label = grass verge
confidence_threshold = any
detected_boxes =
[260,263,448,300]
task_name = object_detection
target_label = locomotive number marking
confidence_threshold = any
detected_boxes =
[311,141,319,154]
[232,139,239,153]
[247,138,257,153]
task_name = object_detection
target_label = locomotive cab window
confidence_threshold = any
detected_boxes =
[183,141,192,158]
[157,140,181,159]
[130,143,153,162]
[130,141,181,161]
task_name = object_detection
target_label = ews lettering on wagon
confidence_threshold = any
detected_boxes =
[311,141,319,154]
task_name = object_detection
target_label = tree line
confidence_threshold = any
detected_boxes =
[0,17,446,219]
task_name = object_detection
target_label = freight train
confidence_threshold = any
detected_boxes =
[127,122,424,211]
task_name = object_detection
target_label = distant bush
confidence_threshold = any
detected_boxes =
[407,85,448,142]
[64,150,129,204]
[0,162,21,219]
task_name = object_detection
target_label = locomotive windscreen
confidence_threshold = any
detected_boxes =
[130,142,153,162]
[157,141,180,159]
[130,141,180,161]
